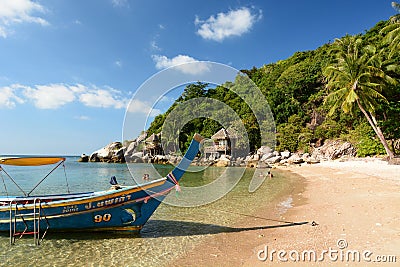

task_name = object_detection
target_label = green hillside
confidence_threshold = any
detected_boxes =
[147,18,400,158]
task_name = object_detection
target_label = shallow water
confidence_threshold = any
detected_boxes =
[0,157,299,266]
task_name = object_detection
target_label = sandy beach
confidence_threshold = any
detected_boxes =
[171,158,400,266]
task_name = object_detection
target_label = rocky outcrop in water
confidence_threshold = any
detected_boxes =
[78,154,89,162]
[89,142,125,163]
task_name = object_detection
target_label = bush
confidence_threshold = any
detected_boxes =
[276,114,304,152]
[347,122,385,157]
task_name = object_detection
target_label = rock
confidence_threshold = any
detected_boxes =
[244,155,253,162]
[142,154,149,162]
[287,153,304,164]
[280,159,288,164]
[388,157,400,165]
[89,154,100,162]
[260,153,273,161]
[281,151,291,159]
[220,154,231,161]
[124,132,148,159]
[128,152,144,163]
[251,154,260,161]
[257,146,272,156]
[266,155,281,164]
[306,158,320,164]
[215,157,230,167]
[78,154,89,162]
[272,151,280,157]
[154,155,169,164]
[245,154,260,168]
[235,158,243,165]
[112,147,126,163]
[126,152,143,162]
[89,142,126,163]
[312,140,356,160]
[256,161,270,169]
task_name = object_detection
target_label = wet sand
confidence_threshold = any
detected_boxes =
[171,159,400,266]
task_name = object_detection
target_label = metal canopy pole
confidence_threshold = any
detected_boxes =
[27,160,65,196]
[0,166,27,196]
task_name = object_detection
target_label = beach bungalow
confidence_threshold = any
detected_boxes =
[204,128,236,159]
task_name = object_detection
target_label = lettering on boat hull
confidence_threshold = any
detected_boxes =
[62,205,79,213]
[85,195,132,210]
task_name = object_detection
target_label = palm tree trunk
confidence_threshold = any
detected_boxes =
[357,100,394,159]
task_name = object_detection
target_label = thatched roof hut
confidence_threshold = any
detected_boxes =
[211,128,237,140]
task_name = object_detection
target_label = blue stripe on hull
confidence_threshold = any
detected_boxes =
[0,135,203,232]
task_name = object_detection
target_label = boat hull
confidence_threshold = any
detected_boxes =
[0,133,203,235]
[0,178,174,232]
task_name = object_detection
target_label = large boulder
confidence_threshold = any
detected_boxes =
[124,132,148,159]
[280,151,291,159]
[312,140,356,160]
[78,154,89,162]
[215,157,230,167]
[266,155,282,164]
[128,152,144,163]
[287,153,304,164]
[260,153,274,161]
[90,142,124,163]
[257,146,272,156]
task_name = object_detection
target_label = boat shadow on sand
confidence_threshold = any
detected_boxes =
[17,219,308,241]
[141,219,309,238]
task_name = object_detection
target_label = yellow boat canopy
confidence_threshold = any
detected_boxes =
[0,157,65,166]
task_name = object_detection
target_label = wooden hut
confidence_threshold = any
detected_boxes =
[204,128,236,158]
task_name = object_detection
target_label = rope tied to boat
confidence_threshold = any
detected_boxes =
[167,172,181,194]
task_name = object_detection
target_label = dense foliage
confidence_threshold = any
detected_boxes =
[146,18,400,157]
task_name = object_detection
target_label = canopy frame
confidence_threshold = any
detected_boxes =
[0,157,66,197]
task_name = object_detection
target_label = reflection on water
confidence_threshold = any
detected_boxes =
[0,157,300,266]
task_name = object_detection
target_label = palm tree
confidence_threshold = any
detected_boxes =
[380,2,400,57]
[323,36,397,159]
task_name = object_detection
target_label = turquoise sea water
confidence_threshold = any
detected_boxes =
[0,157,299,266]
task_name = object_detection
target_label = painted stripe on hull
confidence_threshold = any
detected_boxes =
[0,178,167,212]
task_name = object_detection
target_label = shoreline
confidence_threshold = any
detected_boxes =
[168,169,308,267]
[171,159,400,266]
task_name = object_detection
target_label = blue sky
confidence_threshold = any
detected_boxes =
[0,0,397,155]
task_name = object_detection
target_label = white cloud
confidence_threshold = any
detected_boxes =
[69,84,87,94]
[0,85,24,108]
[195,7,262,42]
[151,54,210,75]
[127,99,161,117]
[74,115,90,121]
[0,0,49,38]
[79,88,128,109]
[111,0,129,8]
[23,84,75,109]
[150,40,161,51]
[1,83,131,110]
[114,60,122,67]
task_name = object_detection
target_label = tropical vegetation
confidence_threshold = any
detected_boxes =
[146,8,400,158]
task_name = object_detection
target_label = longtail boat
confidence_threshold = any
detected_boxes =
[0,134,203,245]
